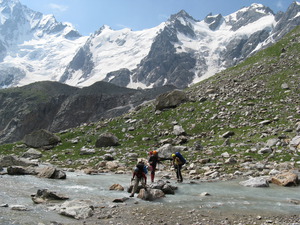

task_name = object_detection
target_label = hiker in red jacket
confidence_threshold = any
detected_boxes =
[130,161,147,197]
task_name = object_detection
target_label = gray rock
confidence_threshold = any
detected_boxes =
[222,131,235,138]
[80,147,96,155]
[59,200,94,220]
[37,166,66,179]
[103,154,114,161]
[258,147,272,154]
[239,177,270,187]
[138,188,165,201]
[265,138,279,147]
[161,184,175,195]
[31,189,69,204]
[10,205,29,211]
[21,148,43,159]
[95,133,119,148]
[173,125,185,136]
[23,129,61,148]
[281,83,289,89]
[290,136,300,148]
[7,166,37,175]
[155,90,188,110]
[0,155,38,167]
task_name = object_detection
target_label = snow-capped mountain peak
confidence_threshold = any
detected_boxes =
[1,1,300,89]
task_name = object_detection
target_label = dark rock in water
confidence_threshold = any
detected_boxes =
[31,189,69,204]
[162,184,175,195]
[23,129,61,148]
[138,188,165,201]
[112,197,129,203]
[37,166,66,179]
[289,199,300,205]
[109,184,124,191]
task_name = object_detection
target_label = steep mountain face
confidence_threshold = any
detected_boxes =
[61,2,300,89]
[0,0,86,88]
[0,1,300,89]
[0,81,176,144]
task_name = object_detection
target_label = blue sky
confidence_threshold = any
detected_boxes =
[20,0,296,35]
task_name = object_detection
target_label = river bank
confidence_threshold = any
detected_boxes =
[1,169,300,225]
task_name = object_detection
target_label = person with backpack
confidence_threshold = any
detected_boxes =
[130,161,147,197]
[148,150,159,183]
[172,152,186,183]
[148,150,172,182]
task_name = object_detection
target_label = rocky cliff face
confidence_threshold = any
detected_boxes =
[0,81,176,144]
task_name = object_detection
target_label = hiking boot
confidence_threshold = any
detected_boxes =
[129,193,134,197]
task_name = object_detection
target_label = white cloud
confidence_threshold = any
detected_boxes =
[49,3,68,12]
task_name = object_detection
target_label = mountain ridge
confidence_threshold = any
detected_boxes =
[1,1,300,89]
[0,80,176,144]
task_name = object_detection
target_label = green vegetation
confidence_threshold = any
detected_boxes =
[1,27,300,173]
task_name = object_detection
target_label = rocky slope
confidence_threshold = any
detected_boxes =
[0,26,300,225]
[1,23,299,180]
[0,81,175,144]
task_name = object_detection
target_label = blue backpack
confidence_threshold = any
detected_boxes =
[175,152,186,165]
[136,162,148,174]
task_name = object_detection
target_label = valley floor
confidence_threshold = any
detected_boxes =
[82,202,300,225]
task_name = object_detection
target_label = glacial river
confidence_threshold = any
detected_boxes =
[0,170,300,224]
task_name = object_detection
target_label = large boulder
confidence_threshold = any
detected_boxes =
[7,166,37,175]
[138,188,165,201]
[21,148,43,159]
[58,200,94,220]
[23,129,61,148]
[271,171,299,186]
[155,90,188,110]
[156,144,173,158]
[0,155,38,167]
[239,177,270,187]
[95,133,119,148]
[37,166,66,179]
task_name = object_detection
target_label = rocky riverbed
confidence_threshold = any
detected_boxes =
[1,164,300,225]
[83,205,300,225]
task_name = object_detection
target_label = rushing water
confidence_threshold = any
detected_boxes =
[0,170,300,224]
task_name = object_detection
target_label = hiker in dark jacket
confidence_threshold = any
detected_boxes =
[148,150,159,182]
[130,161,147,197]
[148,150,172,182]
